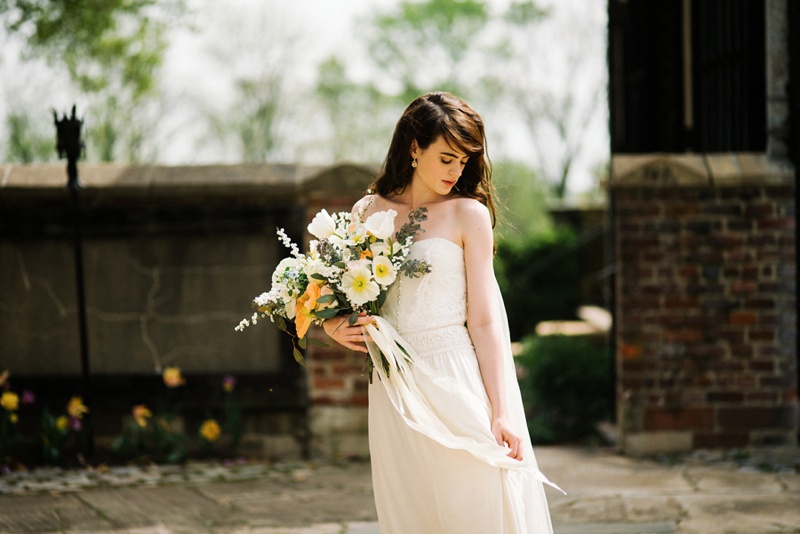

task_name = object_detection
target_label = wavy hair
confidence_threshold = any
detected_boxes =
[369,92,496,226]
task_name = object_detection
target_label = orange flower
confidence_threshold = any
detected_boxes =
[294,282,321,339]
[163,367,186,388]
[66,396,89,419]
[132,404,152,428]
[359,248,373,260]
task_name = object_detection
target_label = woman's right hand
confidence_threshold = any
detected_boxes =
[322,314,375,353]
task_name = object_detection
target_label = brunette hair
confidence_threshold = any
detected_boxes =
[369,92,496,226]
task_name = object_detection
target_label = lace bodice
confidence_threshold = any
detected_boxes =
[382,238,467,336]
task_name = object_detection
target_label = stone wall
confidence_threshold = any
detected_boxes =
[0,162,373,459]
[611,153,798,454]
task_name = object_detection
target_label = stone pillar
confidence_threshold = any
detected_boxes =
[611,154,797,455]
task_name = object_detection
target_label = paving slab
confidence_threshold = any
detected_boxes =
[0,446,797,533]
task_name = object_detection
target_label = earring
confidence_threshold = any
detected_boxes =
[411,158,418,168]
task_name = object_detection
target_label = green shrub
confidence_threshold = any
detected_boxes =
[495,229,581,340]
[517,334,613,444]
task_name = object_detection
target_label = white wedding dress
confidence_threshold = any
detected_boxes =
[365,238,556,534]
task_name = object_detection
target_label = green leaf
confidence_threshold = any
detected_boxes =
[275,316,287,331]
[316,294,336,304]
[307,337,330,348]
[314,308,340,319]
[377,290,387,308]
[311,273,327,280]
[297,337,307,349]
[292,347,307,367]
[348,311,359,326]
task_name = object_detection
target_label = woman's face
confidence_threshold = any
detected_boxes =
[411,136,469,197]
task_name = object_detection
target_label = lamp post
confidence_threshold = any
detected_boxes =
[54,105,93,456]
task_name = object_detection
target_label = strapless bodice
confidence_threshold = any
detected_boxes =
[381,238,466,338]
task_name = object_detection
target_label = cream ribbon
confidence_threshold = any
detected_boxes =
[364,316,565,494]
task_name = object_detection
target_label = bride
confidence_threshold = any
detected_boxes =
[323,92,556,533]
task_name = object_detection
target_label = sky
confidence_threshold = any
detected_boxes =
[1,0,608,197]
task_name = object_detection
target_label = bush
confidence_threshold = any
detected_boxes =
[495,228,581,340]
[517,334,613,444]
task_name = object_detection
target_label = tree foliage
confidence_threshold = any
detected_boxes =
[0,0,181,95]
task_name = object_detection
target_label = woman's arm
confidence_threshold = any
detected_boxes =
[459,200,524,461]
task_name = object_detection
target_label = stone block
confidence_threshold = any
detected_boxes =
[622,431,693,456]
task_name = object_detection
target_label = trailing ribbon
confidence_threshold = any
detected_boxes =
[364,316,565,494]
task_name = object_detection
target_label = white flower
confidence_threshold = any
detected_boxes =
[364,209,397,240]
[272,257,300,286]
[372,256,397,287]
[341,262,380,307]
[370,241,393,257]
[307,209,337,239]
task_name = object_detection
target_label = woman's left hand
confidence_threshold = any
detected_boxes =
[491,417,524,461]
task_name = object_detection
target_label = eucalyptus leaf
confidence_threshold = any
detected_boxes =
[314,308,340,319]
[348,311,359,326]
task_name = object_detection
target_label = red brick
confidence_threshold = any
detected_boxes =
[694,432,749,448]
[718,407,796,430]
[747,392,778,403]
[728,311,757,325]
[729,281,757,294]
[707,391,744,403]
[749,361,775,372]
[757,217,794,230]
[748,329,775,341]
[352,394,369,406]
[644,407,714,431]
[313,377,345,390]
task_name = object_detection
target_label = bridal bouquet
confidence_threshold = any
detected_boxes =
[236,204,430,372]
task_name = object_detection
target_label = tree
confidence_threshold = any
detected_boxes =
[199,1,302,163]
[501,1,607,198]
[0,0,181,95]
[0,0,184,162]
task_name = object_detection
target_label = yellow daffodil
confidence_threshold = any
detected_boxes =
[56,415,69,431]
[66,396,89,419]
[199,419,221,442]
[1,391,19,412]
[163,367,186,388]
[132,404,152,428]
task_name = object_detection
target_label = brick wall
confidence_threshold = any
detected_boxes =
[301,175,374,458]
[612,154,798,454]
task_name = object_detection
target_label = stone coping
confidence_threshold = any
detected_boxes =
[611,153,795,188]
[0,162,378,198]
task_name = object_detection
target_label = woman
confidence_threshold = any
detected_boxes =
[323,92,556,533]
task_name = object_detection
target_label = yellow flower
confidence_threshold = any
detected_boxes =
[56,415,69,431]
[163,367,186,388]
[294,282,321,339]
[66,396,89,419]
[1,391,19,412]
[132,404,152,428]
[10,413,18,424]
[199,419,221,442]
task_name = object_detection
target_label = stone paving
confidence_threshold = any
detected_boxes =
[0,446,798,533]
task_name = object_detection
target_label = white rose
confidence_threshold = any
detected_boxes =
[364,209,397,240]
[307,209,336,239]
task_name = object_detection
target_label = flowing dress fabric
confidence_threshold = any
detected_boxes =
[367,238,555,534]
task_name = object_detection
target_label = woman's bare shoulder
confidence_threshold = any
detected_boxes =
[452,197,491,224]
